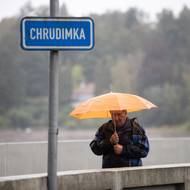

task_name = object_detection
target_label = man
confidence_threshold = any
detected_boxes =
[90,110,149,168]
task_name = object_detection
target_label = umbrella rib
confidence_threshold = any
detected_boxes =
[116,93,121,110]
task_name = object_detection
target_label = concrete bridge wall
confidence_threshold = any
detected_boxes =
[0,164,190,190]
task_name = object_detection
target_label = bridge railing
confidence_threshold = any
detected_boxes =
[1,138,190,177]
[0,164,190,190]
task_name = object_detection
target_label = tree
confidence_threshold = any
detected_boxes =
[59,63,73,105]
[111,54,143,93]
[0,18,25,113]
[94,58,112,95]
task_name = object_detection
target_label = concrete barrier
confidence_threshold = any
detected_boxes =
[1,138,190,177]
[0,164,190,190]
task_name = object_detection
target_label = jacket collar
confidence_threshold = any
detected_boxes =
[107,118,132,133]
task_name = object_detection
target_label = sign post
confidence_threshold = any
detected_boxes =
[48,1,59,190]
[21,2,94,190]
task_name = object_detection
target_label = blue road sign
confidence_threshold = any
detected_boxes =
[21,17,94,50]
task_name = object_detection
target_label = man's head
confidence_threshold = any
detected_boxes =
[110,110,128,128]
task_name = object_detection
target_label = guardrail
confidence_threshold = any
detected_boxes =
[0,164,190,190]
[1,138,190,177]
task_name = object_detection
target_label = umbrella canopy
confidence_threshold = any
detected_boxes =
[70,92,157,119]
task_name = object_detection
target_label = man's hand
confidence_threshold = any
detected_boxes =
[113,144,123,155]
[110,132,119,145]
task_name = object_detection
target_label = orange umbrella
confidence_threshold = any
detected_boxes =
[70,92,157,119]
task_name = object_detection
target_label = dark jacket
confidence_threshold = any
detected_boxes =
[90,118,149,168]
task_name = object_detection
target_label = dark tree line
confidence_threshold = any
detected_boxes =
[0,4,190,127]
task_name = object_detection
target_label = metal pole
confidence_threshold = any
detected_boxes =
[48,0,59,190]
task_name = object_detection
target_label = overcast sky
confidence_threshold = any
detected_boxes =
[0,0,190,21]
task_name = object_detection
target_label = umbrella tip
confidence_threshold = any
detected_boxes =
[109,84,113,93]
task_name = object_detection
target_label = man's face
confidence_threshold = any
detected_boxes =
[110,110,128,128]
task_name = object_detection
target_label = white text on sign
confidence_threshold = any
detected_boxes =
[30,27,86,40]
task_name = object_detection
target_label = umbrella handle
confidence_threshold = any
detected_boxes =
[113,118,116,132]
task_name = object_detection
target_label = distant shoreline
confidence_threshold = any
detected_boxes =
[0,126,190,143]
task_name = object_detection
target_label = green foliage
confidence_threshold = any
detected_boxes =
[72,65,84,89]
[0,97,48,128]
[0,116,9,129]
[111,54,143,93]
[143,84,185,125]
[59,63,73,105]
[1,4,190,128]
[94,57,112,95]
[7,109,33,129]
